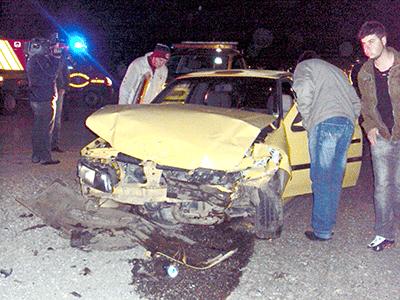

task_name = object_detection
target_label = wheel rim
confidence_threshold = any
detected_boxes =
[4,94,16,112]
[84,92,101,108]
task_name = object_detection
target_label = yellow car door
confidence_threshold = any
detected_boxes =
[281,90,363,199]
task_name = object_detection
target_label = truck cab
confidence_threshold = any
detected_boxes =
[0,38,28,114]
[166,41,247,83]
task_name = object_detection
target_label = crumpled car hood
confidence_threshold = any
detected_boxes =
[85,104,275,171]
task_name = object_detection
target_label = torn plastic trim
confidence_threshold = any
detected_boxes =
[116,151,242,186]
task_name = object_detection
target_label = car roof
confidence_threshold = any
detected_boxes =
[171,48,241,55]
[176,69,292,80]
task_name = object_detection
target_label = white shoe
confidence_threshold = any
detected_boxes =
[368,235,386,248]
[368,235,395,251]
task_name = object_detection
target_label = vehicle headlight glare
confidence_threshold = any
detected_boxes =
[100,173,113,193]
[78,162,115,193]
[214,57,223,65]
[79,164,96,185]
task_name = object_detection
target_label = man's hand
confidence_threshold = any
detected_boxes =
[367,128,379,145]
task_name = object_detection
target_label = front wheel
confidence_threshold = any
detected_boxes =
[1,92,17,114]
[254,170,287,239]
[84,90,104,108]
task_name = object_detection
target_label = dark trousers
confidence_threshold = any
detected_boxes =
[30,101,55,161]
[51,89,65,149]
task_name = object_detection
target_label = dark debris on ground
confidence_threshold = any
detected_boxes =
[130,221,255,300]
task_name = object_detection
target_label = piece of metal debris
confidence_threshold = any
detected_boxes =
[70,230,95,248]
[15,180,240,271]
[70,291,82,298]
[0,268,13,278]
[22,224,47,231]
[14,180,197,251]
[80,267,91,276]
[19,213,33,218]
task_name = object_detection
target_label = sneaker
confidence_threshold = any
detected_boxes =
[367,235,395,251]
[304,231,332,241]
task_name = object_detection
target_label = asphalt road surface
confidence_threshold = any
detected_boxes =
[0,100,399,300]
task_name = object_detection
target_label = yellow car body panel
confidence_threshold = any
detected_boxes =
[85,103,278,171]
[281,103,363,198]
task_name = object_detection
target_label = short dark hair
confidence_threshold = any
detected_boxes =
[358,21,387,40]
[297,50,319,65]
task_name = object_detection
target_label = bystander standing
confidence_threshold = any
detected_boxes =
[357,21,400,251]
[119,43,170,105]
[25,35,61,165]
[293,50,361,241]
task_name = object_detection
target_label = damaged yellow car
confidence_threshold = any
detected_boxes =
[78,69,362,239]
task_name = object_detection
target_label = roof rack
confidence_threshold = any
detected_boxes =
[172,41,238,50]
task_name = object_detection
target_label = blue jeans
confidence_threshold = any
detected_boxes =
[371,134,400,240]
[308,117,354,239]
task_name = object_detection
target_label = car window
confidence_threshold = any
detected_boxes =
[231,56,244,69]
[166,55,181,75]
[162,82,191,102]
[168,54,229,75]
[281,81,295,115]
[155,77,277,114]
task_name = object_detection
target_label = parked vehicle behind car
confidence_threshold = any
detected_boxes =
[67,63,113,108]
[77,69,362,239]
[166,41,246,83]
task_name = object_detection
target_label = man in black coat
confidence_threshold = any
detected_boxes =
[26,37,61,165]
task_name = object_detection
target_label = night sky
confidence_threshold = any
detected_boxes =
[2,0,400,74]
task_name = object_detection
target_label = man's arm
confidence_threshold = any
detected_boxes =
[348,85,361,119]
[119,61,139,105]
[154,66,168,95]
[357,70,380,138]
[293,62,315,129]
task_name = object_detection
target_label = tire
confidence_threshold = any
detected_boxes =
[254,170,286,239]
[2,92,17,114]
[84,90,104,108]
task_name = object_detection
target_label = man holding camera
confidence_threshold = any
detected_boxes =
[26,34,62,165]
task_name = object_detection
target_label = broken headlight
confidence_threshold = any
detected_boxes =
[78,161,119,193]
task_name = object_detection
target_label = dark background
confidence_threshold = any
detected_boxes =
[2,0,400,75]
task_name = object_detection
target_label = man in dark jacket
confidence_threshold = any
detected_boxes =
[293,51,361,241]
[357,21,400,251]
[26,37,61,165]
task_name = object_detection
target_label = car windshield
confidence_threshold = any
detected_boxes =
[154,77,279,114]
[168,54,229,75]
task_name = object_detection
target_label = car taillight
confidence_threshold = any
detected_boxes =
[105,76,112,86]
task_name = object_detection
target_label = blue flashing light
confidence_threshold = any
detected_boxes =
[74,41,85,49]
[69,35,88,54]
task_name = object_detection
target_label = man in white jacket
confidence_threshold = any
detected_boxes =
[119,44,170,105]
